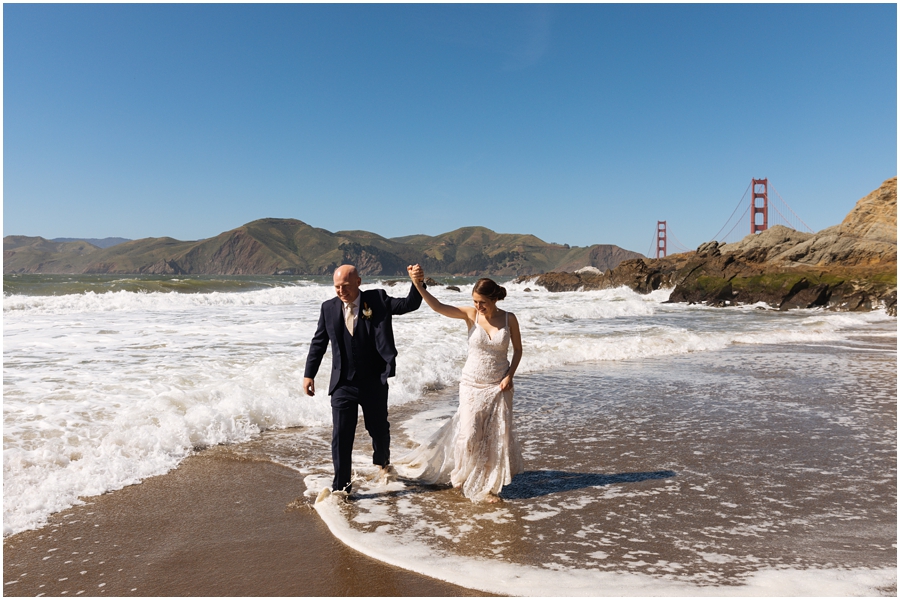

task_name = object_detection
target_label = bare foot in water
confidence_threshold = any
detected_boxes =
[486,494,502,504]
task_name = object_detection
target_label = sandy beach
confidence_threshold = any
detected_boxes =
[2,451,486,597]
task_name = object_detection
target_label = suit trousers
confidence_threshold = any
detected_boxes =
[330,377,390,492]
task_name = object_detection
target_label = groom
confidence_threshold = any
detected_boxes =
[303,263,425,495]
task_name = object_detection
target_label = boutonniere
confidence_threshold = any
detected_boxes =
[362,303,373,320]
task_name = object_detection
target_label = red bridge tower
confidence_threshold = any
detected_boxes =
[656,221,667,258]
[751,178,769,234]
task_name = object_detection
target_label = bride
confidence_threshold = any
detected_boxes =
[398,269,525,503]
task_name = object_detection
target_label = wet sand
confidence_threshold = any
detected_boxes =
[304,337,897,595]
[2,452,487,597]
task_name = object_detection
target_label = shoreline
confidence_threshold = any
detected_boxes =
[2,451,487,597]
[4,316,895,596]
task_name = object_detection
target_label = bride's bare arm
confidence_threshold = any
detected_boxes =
[500,313,522,391]
[407,265,473,321]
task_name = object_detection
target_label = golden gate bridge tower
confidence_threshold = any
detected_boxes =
[752,178,769,234]
[656,221,667,258]
[648,178,813,257]
[647,219,688,258]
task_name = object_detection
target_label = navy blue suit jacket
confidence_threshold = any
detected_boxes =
[304,284,423,395]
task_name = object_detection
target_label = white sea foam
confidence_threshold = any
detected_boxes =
[3,280,895,536]
[313,493,895,596]
[303,316,896,594]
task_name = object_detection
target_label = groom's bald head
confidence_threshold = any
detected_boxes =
[333,265,361,303]
[334,264,359,280]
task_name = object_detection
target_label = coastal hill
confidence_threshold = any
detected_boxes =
[522,177,898,314]
[3,221,642,276]
[51,237,131,249]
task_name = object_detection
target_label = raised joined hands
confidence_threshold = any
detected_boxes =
[407,264,425,283]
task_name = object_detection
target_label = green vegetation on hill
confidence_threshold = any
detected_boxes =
[3,219,643,276]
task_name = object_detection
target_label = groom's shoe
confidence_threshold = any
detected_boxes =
[316,487,352,504]
[331,490,351,504]
[378,464,398,483]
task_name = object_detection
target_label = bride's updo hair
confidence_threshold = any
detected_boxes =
[473,278,507,302]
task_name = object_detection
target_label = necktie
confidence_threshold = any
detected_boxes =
[345,302,355,336]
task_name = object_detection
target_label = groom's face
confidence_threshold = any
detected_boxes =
[334,269,361,304]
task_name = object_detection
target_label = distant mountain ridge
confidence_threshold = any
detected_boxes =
[4,221,643,276]
[51,237,131,249]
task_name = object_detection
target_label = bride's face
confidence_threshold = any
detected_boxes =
[472,292,496,315]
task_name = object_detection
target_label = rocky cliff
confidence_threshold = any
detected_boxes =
[719,177,897,268]
[518,177,897,315]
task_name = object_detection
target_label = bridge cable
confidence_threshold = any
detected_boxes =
[770,204,791,228]
[719,203,752,244]
[668,230,692,253]
[710,181,752,242]
[769,185,814,233]
[647,229,659,259]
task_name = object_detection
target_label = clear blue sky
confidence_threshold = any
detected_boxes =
[4,3,897,254]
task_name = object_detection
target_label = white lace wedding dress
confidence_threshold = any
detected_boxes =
[397,312,524,502]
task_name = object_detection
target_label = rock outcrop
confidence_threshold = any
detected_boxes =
[575,266,603,275]
[721,178,897,268]
[522,271,594,293]
[518,177,897,315]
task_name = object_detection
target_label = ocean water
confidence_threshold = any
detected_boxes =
[3,274,896,594]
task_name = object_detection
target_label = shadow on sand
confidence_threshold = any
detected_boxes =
[500,469,677,500]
